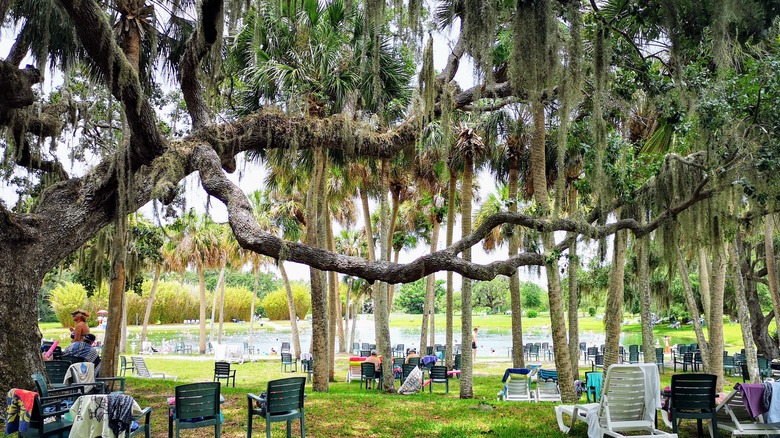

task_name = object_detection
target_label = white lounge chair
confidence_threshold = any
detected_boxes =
[498,368,535,401]
[130,356,177,381]
[714,389,780,436]
[555,363,676,437]
[536,369,562,403]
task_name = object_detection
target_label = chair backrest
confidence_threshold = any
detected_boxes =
[629,351,639,363]
[215,361,232,375]
[671,373,717,413]
[454,354,461,370]
[402,364,417,381]
[361,362,376,378]
[131,356,152,377]
[45,360,72,384]
[655,348,664,363]
[430,366,448,381]
[393,357,404,367]
[281,342,291,353]
[683,352,694,363]
[407,357,420,366]
[360,350,371,357]
[689,343,698,352]
[629,344,639,353]
[281,353,293,364]
[266,377,306,415]
[677,344,688,355]
[723,356,735,367]
[395,344,404,352]
[505,371,530,395]
[598,364,656,427]
[530,345,540,354]
[538,369,558,382]
[361,343,369,350]
[594,355,604,366]
[579,342,587,351]
[426,346,434,356]
[587,347,599,357]
[435,345,446,352]
[175,382,221,422]
[31,373,50,397]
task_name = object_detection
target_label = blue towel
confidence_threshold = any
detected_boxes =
[765,382,780,423]
[586,372,603,402]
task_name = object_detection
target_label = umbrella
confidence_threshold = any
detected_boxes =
[97,309,108,315]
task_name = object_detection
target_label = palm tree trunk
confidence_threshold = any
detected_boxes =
[445,173,457,369]
[326,210,338,380]
[308,147,328,391]
[730,239,760,382]
[377,158,394,391]
[460,155,474,399]
[198,262,207,354]
[420,219,440,354]
[360,189,375,262]
[603,227,627,370]
[676,248,710,370]
[280,263,301,359]
[217,272,227,344]
[210,264,226,343]
[508,166,524,368]
[249,268,259,346]
[764,214,780,347]
[141,265,161,342]
[567,237,579,374]
[429,219,441,348]
[637,235,654,364]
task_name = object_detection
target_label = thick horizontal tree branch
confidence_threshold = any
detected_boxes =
[180,0,222,130]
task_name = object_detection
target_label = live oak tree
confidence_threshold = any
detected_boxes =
[2,0,780,401]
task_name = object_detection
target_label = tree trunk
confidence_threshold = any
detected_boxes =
[210,264,226,343]
[326,210,338,380]
[708,231,726,392]
[459,154,474,399]
[530,99,574,402]
[676,248,710,370]
[377,158,394,391]
[429,219,441,348]
[0,268,45,391]
[603,228,627,370]
[764,214,780,348]
[730,239,760,382]
[307,147,328,391]
[217,271,226,343]
[508,165,525,368]
[140,265,161,342]
[198,262,207,354]
[360,189,375,263]
[103,219,128,379]
[567,237,579,374]
[280,263,301,359]
[637,235,654,364]
[249,268,259,347]
[420,219,440,355]
[698,247,711,324]
[445,173,457,369]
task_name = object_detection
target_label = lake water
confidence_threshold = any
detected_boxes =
[130,316,635,358]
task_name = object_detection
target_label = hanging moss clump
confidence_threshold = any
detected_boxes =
[461,0,498,78]
[590,23,610,212]
[511,0,557,97]
[554,3,582,216]
[418,36,436,128]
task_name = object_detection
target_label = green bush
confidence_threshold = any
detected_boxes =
[48,282,107,328]
[588,307,597,317]
[220,286,254,321]
[261,283,311,320]
[145,281,200,324]
[527,310,538,318]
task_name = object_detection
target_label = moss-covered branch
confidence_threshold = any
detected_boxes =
[180,0,223,130]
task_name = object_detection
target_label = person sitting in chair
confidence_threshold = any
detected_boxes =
[69,309,90,342]
[365,349,381,371]
[62,333,101,375]
[405,348,420,364]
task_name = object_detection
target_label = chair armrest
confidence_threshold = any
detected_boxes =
[96,377,126,392]
[247,393,266,403]
[135,406,153,424]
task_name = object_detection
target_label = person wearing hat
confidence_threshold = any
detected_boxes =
[405,348,420,364]
[365,349,381,371]
[70,309,91,342]
[62,333,101,375]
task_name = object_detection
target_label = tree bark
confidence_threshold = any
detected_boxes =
[708,233,726,391]
[217,269,226,343]
[603,228,627,370]
[420,219,440,355]
[459,154,474,399]
[567,237,579,374]
[508,165,525,368]
[377,159,394,391]
[198,262,207,354]
[445,173,457,369]
[360,189,375,263]
[280,263,301,359]
[307,147,328,391]
[676,248,710,370]
[326,209,338,380]
[637,235,654,364]
[764,214,780,348]
[209,264,226,343]
[730,238,760,382]
[698,247,711,324]
[0,267,44,391]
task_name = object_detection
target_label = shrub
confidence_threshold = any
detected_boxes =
[588,307,597,317]
[146,281,200,324]
[261,283,311,320]
[49,282,108,328]
[527,310,538,318]
[220,286,254,321]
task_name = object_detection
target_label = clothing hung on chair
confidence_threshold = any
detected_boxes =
[5,388,36,434]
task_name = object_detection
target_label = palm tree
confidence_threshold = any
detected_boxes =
[453,124,486,399]
[164,210,223,354]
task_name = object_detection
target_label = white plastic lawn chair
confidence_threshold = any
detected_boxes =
[498,368,536,401]
[555,363,676,437]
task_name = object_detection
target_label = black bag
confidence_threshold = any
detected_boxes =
[256,391,267,416]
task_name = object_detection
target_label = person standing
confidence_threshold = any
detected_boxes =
[472,327,479,362]
[70,309,91,342]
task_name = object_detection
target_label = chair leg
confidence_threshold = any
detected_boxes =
[300,415,305,438]
[287,419,292,438]
[216,423,221,438]
[267,419,271,438]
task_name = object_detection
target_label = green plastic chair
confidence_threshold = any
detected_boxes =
[429,366,449,394]
[44,361,71,388]
[247,376,306,438]
[169,382,222,438]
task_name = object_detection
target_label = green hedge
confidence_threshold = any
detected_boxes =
[261,283,311,320]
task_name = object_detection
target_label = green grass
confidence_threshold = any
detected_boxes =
[37,314,746,437]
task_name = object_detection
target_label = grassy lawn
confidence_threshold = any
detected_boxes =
[36,315,746,437]
[112,355,735,437]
